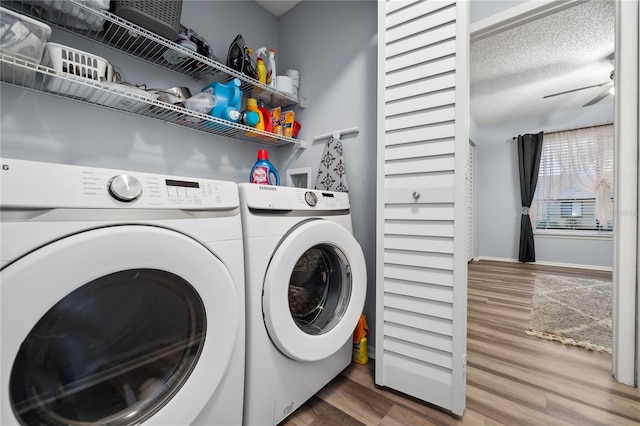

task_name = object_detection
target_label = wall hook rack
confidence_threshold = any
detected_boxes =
[313,126,360,142]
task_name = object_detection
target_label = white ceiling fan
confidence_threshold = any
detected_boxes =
[543,57,615,107]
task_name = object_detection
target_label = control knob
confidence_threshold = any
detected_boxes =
[108,175,142,202]
[304,191,318,207]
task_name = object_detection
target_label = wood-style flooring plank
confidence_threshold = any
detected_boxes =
[281,260,639,426]
[280,395,365,426]
[545,392,640,426]
[314,375,394,425]
[466,384,574,426]
[380,405,446,426]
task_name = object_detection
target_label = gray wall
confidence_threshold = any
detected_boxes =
[276,0,379,347]
[1,1,379,343]
[474,102,614,268]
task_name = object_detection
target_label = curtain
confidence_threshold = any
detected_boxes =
[533,125,614,228]
[517,132,544,263]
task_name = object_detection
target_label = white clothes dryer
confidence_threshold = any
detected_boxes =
[0,158,245,426]
[238,183,366,426]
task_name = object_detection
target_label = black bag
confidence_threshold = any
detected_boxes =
[226,34,255,78]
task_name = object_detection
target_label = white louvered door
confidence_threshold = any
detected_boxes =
[375,0,468,416]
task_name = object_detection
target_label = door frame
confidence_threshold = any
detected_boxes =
[470,0,640,386]
[613,0,639,386]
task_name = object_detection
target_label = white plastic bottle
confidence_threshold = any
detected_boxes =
[266,49,276,87]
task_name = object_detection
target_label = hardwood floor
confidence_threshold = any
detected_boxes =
[281,260,640,425]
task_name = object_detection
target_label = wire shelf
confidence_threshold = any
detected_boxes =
[1,53,304,147]
[1,0,305,148]
[3,0,300,109]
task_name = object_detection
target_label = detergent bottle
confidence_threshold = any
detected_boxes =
[266,49,276,87]
[250,149,280,185]
[201,78,242,122]
[352,314,369,364]
[239,109,260,127]
[244,98,264,136]
[254,47,267,84]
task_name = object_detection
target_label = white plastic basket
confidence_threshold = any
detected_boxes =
[0,7,52,84]
[41,42,114,99]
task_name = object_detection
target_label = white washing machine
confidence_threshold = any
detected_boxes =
[238,183,367,426]
[0,158,245,426]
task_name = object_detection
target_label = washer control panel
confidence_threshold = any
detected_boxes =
[0,158,239,210]
[240,183,350,211]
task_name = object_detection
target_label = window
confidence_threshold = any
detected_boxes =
[533,124,614,233]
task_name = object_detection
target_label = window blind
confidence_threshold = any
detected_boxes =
[533,124,614,232]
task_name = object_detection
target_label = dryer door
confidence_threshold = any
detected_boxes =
[1,226,240,426]
[262,220,366,362]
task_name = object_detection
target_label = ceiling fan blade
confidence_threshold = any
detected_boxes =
[543,82,609,99]
[583,83,614,107]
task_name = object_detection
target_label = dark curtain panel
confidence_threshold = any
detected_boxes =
[517,132,543,262]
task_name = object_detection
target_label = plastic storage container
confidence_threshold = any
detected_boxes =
[105,0,182,54]
[31,0,110,31]
[0,7,52,84]
[41,42,114,99]
[111,0,183,41]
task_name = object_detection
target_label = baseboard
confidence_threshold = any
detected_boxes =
[473,256,612,272]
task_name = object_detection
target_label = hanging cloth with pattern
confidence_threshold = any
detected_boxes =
[315,137,348,192]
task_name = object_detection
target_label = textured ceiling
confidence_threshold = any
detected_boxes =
[470,0,615,126]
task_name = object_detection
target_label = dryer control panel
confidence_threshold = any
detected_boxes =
[239,183,350,211]
[0,158,239,210]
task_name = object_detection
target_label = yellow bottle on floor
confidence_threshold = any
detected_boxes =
[352,336,368,364]
[352,314,369,364]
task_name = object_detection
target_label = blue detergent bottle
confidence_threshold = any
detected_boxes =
[201,78,242,122]
[250,149,280,185]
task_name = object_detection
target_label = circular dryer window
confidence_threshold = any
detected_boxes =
[288,244,352,335]
[9,268,206,426]
[262,220,366,362]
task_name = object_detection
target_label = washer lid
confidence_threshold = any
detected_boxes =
[1,225,240,426]
[262,220,366,362]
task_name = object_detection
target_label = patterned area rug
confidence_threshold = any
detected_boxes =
[526,274,612,353]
